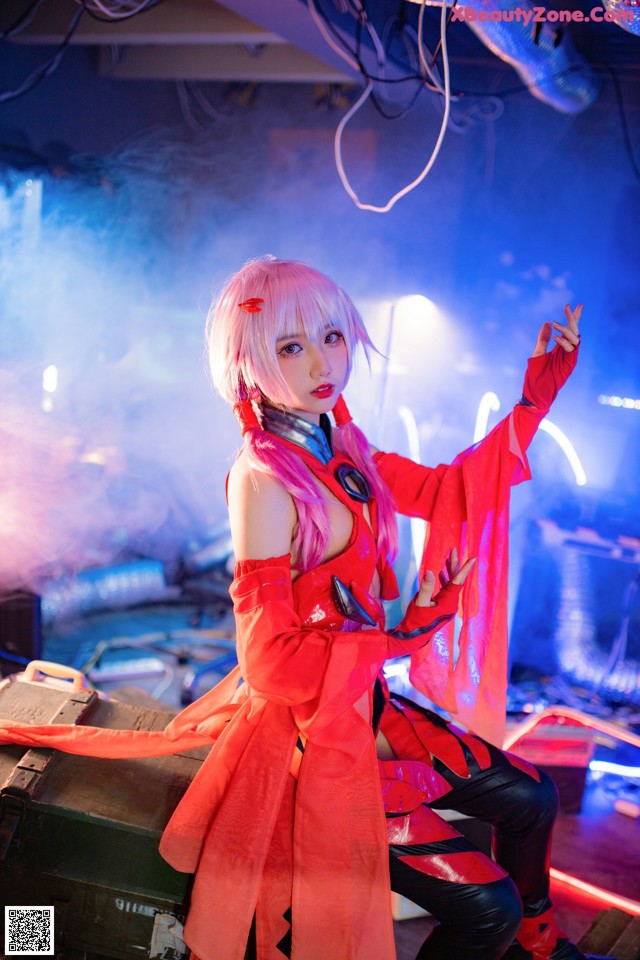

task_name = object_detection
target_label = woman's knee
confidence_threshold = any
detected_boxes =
[493,765,559,836]
[414,875,523,960]
[468,874,523,944]
[517,768,559,831]
[391,855,522,931]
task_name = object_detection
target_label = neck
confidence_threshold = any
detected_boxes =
[259,402,334,465]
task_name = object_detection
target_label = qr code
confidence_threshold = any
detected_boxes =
[4,906,54,956]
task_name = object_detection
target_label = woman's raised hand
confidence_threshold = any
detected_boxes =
[532,303,582,357]
[387,548,476,652]
[414,548,477,608]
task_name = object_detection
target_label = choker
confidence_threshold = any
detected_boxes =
[259,402,371,503]
[259,403,334,465]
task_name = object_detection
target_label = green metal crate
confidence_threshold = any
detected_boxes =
[0,671,208,959]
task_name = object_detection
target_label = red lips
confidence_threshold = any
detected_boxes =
[311,383,334,398]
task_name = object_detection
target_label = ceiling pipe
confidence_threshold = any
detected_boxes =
[410,0,600,112]
[602,0,640,35]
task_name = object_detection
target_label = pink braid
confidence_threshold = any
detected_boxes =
[235,388,397,571]
[242,427,331,572]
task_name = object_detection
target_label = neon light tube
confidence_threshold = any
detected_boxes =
[550,868,640,915]
[539,419,587,486]
[503,706,640,752]
[474,392,500,443]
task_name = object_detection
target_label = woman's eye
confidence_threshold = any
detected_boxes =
[325,330,343,344]
[280,342,301,356]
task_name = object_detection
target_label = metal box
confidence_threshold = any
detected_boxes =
[0,668,207,959]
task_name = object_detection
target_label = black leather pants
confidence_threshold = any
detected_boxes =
[388,720,560,960]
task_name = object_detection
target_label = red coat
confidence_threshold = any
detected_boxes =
[0,349,577,960]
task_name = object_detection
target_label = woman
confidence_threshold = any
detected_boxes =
[167,256,582,960]
[0,257,584,960]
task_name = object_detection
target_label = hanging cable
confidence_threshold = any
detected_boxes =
[74,0,165,21]
[423,0,459,72]
[353,0,387,72]
[366,4,443,117]
[402,22,445,93]
[0,0,48,42]
[352,0,424,117]
[307,0,450,89]
[331,0,453,212]
[306,0,361,72]
[0,1,86,102]
[187,82,230,123]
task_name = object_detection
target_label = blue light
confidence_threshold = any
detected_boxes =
[598,395,640,410]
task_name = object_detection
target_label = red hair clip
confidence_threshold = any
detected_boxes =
[233,398,261,435]
[238,298,264,314]
[332,394,353,427]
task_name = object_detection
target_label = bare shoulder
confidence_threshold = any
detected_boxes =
[227,451,297,561]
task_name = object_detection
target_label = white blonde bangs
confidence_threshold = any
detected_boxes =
[208,258,375,407]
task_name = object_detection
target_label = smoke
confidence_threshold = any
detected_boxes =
[2,84,638,607]
[0,147,236,594]
[0,115,406,596]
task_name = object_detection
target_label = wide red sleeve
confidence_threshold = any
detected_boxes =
[373,344,579,522]
[231,555,461,746]
[231,555,387,707]
[385,344,580,746]
[372,452,448,520]
[521,341,579,411]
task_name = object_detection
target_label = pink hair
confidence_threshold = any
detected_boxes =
[207,257,397,571]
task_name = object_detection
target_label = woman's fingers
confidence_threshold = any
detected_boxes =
[451,556,477,585]
[413,555,476,611]
[553,303,582,352]
[533,305,582,356]
[566,302,583,330]
[434,551,476,591]
[532,321,553,357]
[414,569,436,608]
[439,547,459,588]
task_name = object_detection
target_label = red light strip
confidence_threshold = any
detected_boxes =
[505,708,640,917]
[550,868,640,915]
[503,706,640,751]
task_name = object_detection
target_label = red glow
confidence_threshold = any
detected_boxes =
[504,707,640,752]
[550,868,640,915]
[506,707,640,917]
